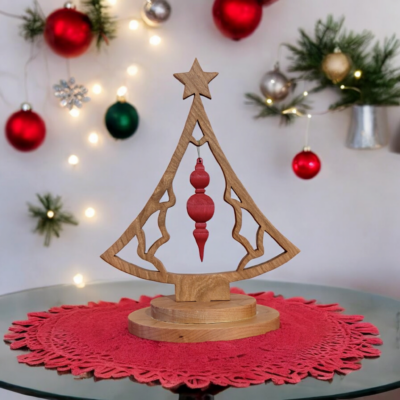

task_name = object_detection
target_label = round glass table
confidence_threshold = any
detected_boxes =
[0,279,399,400]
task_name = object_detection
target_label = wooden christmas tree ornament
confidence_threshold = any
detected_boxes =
[101,59,300,343]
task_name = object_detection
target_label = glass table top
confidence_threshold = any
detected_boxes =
[0,279,399,400]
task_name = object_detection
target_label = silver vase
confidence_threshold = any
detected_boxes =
[346,105,389,149]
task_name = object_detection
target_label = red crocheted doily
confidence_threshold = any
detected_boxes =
[4,288,382,389]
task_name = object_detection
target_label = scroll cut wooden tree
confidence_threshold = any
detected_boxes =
[101,59,300,343]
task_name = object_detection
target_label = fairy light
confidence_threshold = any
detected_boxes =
[127,65,139,76]
[92,84,102,94]
[129,19,140,30]
[88,132,99,144]
[47,210,55,219]
[117,86,128,97]
[85,207,96,218]
[69,108,80,117]
[340,85,345,89]
[73,274,85,288]
[68,155,79,165]
[354,70,362,79]
[108,0,117,5]
[149,35,161,46]
[266,98,273,105]
[303,91,309,96]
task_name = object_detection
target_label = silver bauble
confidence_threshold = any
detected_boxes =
[141,0,171,27]
[259,65,292,102]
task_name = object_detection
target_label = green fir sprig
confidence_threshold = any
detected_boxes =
[82,0,117,49]
[286,15,400,108]
[245,93,311,125]
[20,6,45,42]
[28,193,78,247]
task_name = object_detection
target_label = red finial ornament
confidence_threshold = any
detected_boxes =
[186,158,215,261]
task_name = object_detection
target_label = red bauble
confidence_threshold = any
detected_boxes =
[212,0,262,40]
[187,158,215,261]
[292,149,321,180]
[44,6,93,58]
[5,104,46,152]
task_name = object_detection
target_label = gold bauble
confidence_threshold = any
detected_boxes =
[322,50,351,83]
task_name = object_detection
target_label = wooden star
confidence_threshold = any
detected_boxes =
[174,59,218,99]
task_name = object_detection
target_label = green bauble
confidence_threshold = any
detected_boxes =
[105,101,139,139]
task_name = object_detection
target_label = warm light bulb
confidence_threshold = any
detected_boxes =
[85,207,96,218]
[68,155,79,165]
[129,19,139,30]
[307,114,312,119]
[266,98,273,105]
[127,65,139,76]
[303,91,309,96]
[92,84,102,94]
[88,132,99,144]
[292,108,297,114]
[117,86,128,97]
[73,274,85,288]
[149,35,161,46]
[340,85,345,89]
[47,210,55,219]
[354,70,362,79]
[69,108,80,117]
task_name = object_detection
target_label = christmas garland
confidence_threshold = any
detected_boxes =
[246,15,400,124]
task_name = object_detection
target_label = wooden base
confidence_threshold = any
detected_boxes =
[128,304,280,343]
[150,294,256,324]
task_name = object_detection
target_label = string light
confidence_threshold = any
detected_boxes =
[47,210,55,219]
[149,35,161,46]
[68,155,79,165]
[354,70,362,79]
[117,86,128,97]
[92,84,102,94]
[129,19,140,30]
[88,132,99,144]
[127,65,139,76]
[85,207,96,218]
[108,0,117,5]
[73,274,85,289]
[266,98,273,105]
[303,91,309,96]
[69,108,80,117]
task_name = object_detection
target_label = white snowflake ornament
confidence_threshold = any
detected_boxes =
[53,77,91,110]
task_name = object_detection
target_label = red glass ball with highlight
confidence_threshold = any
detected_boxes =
[44,8,93,58]
[212,0,262,40]
[292,150,321,180]
[6,110,46,152]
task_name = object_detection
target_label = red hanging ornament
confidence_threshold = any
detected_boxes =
[44,3,93,58]
[212,0,262,41]
[292,147,321,180]
[186,158,215,261]
[5,103,46,152]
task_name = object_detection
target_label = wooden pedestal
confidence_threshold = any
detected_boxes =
[128,294,280,343]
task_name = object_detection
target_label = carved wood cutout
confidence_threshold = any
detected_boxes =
[101,59,300,302]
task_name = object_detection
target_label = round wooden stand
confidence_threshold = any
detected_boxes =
[128,294,280,343]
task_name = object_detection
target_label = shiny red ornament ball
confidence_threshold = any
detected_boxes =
[292,149,321,180]
[212,0,262,40]
[44,7,93,58]
[5,106,46,152]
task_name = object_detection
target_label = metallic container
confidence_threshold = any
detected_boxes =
[346,105,389,149]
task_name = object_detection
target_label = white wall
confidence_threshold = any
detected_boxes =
[0,0,399,399]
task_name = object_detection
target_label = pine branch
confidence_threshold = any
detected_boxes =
[20,6,45,42]
[82,0,117,49]
[245,93,311,125]
[286,15,400,107]
[28,193,78,247]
